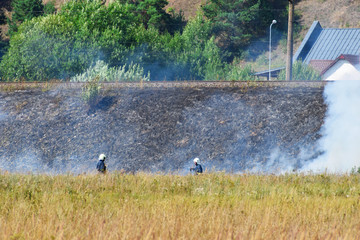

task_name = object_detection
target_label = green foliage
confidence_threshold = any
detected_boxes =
[0,14,100,81]
[257,0,289,33]
[117,0,185,34]
[277,61,321,81]
[43,1,56,15]
[81,76,101,106]
[0,40,9,61]
[202,0,292,62]
[71,60,150,82]
[176,13,225,80]
[0,8,6,25]
[225,64,256,81]
[1,1,135,81]
[0,0,312,82]
[7,0,44,35]
[1,0,224,81]
[350,166,360,175]
[202,0,261,61]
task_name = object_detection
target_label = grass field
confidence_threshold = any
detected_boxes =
[1,172,360,239]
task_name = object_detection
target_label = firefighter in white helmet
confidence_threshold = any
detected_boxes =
[190,157,203,174]
[96,154,107,173]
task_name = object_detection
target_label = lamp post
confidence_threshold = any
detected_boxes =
[269,19,277,80]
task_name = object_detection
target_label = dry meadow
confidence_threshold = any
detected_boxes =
[1,172,360,239]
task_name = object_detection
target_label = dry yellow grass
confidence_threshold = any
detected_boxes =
[1,172,360,239]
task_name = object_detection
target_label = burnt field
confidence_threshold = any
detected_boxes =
[0,82,327,174]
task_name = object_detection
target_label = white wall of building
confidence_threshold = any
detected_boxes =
[323,60,360,80]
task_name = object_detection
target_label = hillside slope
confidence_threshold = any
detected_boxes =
[168,0,360,28]
[297,0,360,29]
[0,83,326,174]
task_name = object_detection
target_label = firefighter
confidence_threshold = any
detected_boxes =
[190,157,203,174]
[96,154,107,173]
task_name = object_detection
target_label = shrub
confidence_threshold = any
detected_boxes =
[177,13,225,80]
[225,64,256,81]
[71,60,150,82]
[81,76,101,106]
[277,61,321,81]
[0,1,226,81]
[0,14,102,81]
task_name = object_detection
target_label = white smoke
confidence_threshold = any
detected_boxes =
[265,147,297,173]
[0,149,42,173]
[302,80,360,173]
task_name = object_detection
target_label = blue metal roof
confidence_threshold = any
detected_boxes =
[303,27,360,64]
[256,21,360,78]
[293,21,323,62]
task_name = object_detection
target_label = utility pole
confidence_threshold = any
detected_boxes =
[286,0,294,81]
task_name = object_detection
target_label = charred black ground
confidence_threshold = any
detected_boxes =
[0,83,327,174]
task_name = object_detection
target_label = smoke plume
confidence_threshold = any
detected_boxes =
[303,80,360,173]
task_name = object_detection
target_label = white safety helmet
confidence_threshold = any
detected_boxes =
[193,157,199,163]
[99,154,106,161]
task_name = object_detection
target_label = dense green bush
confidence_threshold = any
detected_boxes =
[0,1,225,81]
[0,0,283,82]
[71,60,150,82]
[81,76,101,106]
[277,61,321,81]
[225,64,256,81]
[176,13,225,80]
[0,14,101,81]
[0,1,143,81]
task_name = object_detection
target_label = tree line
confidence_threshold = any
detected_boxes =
[0,0,320,81]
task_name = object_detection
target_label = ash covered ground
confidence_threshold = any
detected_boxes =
[0,84,326,174]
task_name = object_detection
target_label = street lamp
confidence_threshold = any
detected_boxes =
[269,19,277,80]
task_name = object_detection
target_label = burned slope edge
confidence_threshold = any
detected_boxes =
[0,86,326,173]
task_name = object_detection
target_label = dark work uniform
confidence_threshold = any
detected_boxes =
[96,160,106,173]
[191,163,203,174]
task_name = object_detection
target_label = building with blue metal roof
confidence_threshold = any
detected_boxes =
[295,21,360,64]
[255,21,360,80]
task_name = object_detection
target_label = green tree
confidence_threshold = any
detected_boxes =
[7,0,44,35]
[44,1,56,15]
[0,8,6,25]
[277,61,321,81]
[0,1,225,81]
[201,0,292,62]
[0,14,100,81]
[256,0,289,34]
[202,0,261,62]
[117,0,184,34]
[177,12,224,80]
